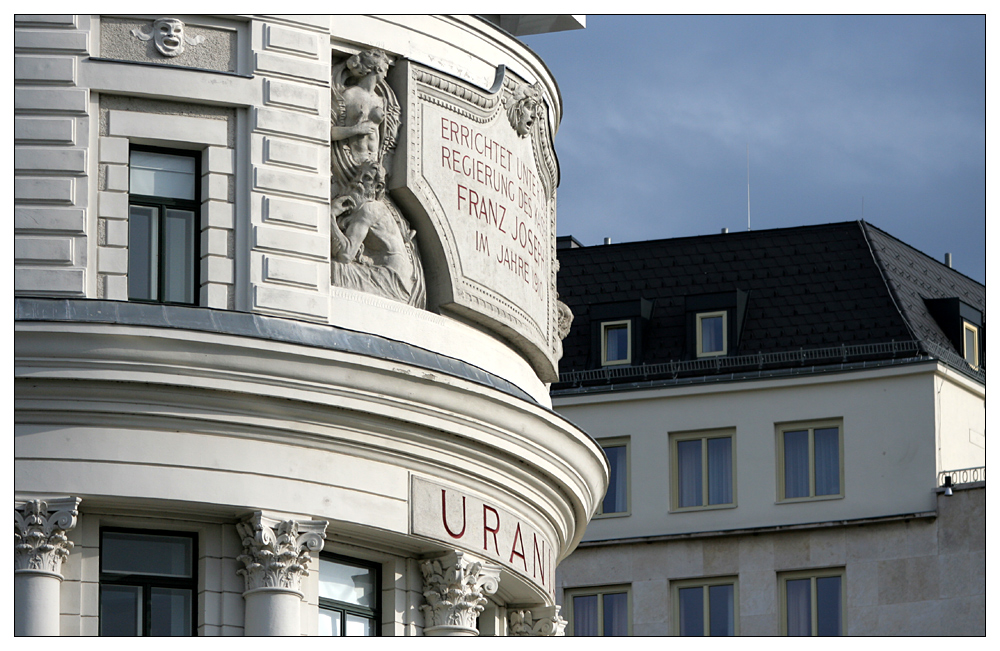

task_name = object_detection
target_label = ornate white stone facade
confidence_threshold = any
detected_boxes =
[14,14,604,636]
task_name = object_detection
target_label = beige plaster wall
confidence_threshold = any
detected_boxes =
[556,486,985,636]
[934,369,986,474]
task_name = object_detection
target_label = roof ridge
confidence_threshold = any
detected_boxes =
[861,220,985,288]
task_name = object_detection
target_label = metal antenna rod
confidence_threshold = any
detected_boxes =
[747,143,751,231]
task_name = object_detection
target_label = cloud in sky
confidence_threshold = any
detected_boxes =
[523,15,985,282]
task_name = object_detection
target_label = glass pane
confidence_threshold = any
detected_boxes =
[602,445,627,513]
[128,205,158,301]
[964,326,977,365]
[162,209,196,304]
[677,439,703,507]
[814,428,840,496]
[707,437,733,505]
[345,613,374,636]
[318,608,342,636]
[708,584,735,636]
[783,430,810,498]
[677,586,704,636]
[701,315,724,353]
[150,587,191,636]
[605,325,629,362]
[319,558,376,608]
[603,592,628,636]
[100,584,142,636]
[816,576,842,636]
[572,595,598,636]
[102,532,193,578]
[130,151,196,200]
[785,578,811,636]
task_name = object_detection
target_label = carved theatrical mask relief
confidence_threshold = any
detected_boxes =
[132,18,204,57]
[329,48,427,309]
[506,82,544,137]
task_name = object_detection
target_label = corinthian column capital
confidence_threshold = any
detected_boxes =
[509,604,567,636]
[236,511,328,595]
[420,550,501,635]
[14,497,81,575]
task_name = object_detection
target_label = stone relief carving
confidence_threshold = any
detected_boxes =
[506,82,544,137]
[14,497,81,574]
[330,49,426,309]
[508,605,567,636]
[420,550,500,633]
[236,512,328,594]
[132,18,204,57]
[556,297,574,340]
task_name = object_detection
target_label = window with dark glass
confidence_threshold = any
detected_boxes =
[99,529,197,636]
[780,569,844,636]
[671,430,735,510]
[318,555,380,636]
[567,586,630,636]
[601,320,631,366]
[696,311,727,357]
[128,149,199,305]
[673,577,738,636]
[778,421,842,501]
[596,440,629,516]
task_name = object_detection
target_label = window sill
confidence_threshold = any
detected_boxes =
[776,494,844,505]
[593,511,631,519]
[669,503,737,514]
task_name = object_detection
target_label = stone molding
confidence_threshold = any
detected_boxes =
[14,497,81,575]
[420,550,501,633]
[508,604,567,636]
[236,511,328,595]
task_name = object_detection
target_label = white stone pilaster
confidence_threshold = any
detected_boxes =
[236,511,327,636]
[14,497,81,636]
[419,550,500,636]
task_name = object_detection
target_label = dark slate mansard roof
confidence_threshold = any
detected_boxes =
[554,221,984,393]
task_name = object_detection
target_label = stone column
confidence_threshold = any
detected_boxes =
[236,511,328,636]
[419,550,500,636]
[14,497,81,636]
[509,604,567,636]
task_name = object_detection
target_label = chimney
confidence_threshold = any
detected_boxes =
[604,237,612,245]
[945,252,952,268]
[721,228,729,234]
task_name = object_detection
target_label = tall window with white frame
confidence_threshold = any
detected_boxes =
[696,311,727,357]
[779,568,844,636]
[596,439,629,516]
[601,320,631,366]
[99,529,197,636]
[566,586,630,636]
[673,577,739,636]
[963,321,980,369]
[128,148,200,305]
[671,430,735,511]
[777,421,842,501]
[318,554,380,636]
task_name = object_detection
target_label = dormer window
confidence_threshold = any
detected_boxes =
[964,321,980,369]
[601,320,632,366]
[696,311,728,357]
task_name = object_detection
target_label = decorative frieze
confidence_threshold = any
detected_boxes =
[14,497,81,575]
[420,550,500,634]
[508,604,567,636]
[235,512,327,594]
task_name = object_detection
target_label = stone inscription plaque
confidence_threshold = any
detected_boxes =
[411,476,555,596]
[398,62,559,381]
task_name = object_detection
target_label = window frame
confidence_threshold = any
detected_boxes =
[778,567,846,636]
[671,576,740,636]
[317,552,381,637]
[963,320,980,369]
[98,527,198,637]
[775,419,844,503]
[600,319,632,366]
[695,310,728,357]
[564,584,632,636]
[669,429,737,512]
[128,145,201,306]
[594,437,630,518]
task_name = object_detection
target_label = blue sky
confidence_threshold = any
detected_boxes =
[523,15,986,283]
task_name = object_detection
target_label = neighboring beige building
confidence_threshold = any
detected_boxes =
[551,224,985,635]
[14,14,607,636]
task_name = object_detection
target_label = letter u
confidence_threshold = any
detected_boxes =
[441,490,467,539]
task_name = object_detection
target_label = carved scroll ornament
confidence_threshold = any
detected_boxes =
[236,512,328,594]
[509,605,567,636]
[420,551,500,632]
[14,498,81,574]
[132,18,204,57]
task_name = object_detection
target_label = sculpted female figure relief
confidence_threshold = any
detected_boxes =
[330,49,425,308]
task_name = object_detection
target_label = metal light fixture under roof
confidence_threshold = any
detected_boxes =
[944,475,953,496]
